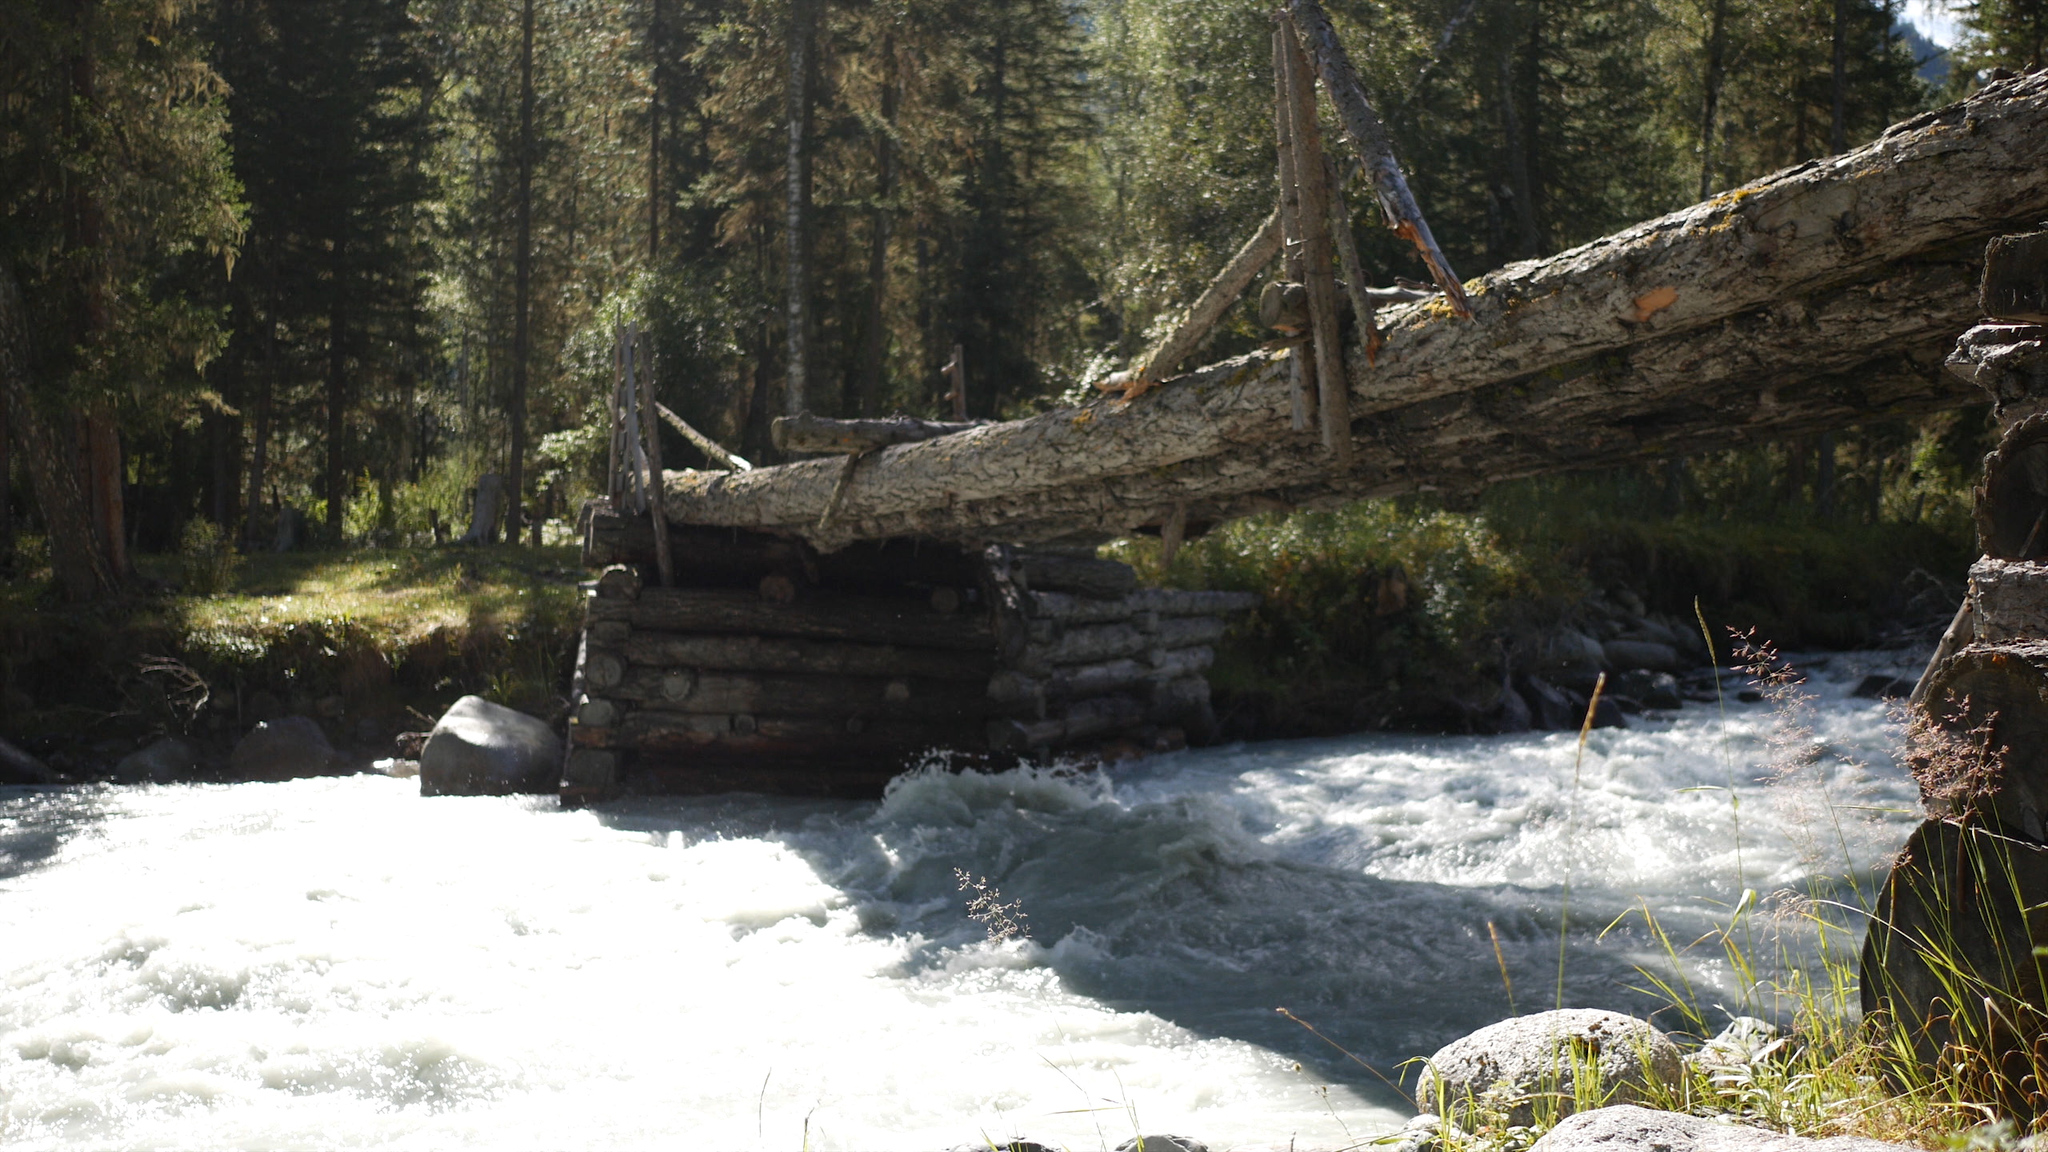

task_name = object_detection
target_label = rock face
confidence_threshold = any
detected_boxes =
[1416,1009,1683,1127]
[1113,1138,1208,1152]
[1528,1105,1907,1152]
[115,737,198,784]
[419,696,563,796]
[229,717,341,781]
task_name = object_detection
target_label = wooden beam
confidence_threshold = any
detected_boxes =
[1282,19,1352,466]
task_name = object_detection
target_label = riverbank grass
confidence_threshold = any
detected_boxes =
[0,543,585,751]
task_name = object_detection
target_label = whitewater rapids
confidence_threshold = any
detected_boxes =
[0,654,1922,1150]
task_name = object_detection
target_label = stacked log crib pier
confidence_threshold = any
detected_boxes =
[563,505,1256,800]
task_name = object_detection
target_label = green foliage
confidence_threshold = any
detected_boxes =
[177,518,242,596]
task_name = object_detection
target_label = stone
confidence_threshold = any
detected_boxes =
[1603,638,1683,673]
[1113,1138,1208,1152]
[1614,670,1683,710]
[1528,1105,1906,1152]
[419,695,563,796]
[115,737,198,784]
[947,1143,1053,1152]
[0,735,55,784]
[1382,1115,1466,1152]
[1415,1009,1683,1127]
[229,716,341,781]
[1518,674,1580,731]
[1545,629,1608,678]
[1689,1017,1783,1079]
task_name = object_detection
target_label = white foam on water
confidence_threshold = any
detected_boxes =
[0,655,1924,1150]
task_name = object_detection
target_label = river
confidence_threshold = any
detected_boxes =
[0,654,1923,1150]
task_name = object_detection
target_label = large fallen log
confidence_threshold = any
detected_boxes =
[660,74,2048,549]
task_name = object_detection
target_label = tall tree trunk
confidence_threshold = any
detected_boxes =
[857,35,896,418]
[1816,431,1836,520]
[1698,0,1728,199]
[0,266,118,600]
[648,0,663,263]
[1499,52,1540,260]
[784,0,817,419]
[1519,4,1545,255]
[245,313,274,551]
[509,0,536,544]
[326,278,349,542]
[1831,0,1849,156]
[69,0,126,585]
[0,389,11,570]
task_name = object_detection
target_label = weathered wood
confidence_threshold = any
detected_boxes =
[1286,0,1469,316]
[772,412,981,455]
[1016,551,1138,599]
[1023,616,1227,670]
[581,509,986,588]
[599,666,987,719]
[586,586,994,650]
[636,329,675,587]
[1948,323,2048,425]
[1970,557,2048,644]
[1027,588,1260,623]
[1327,155,1382,363]
[988,694,1147,752]
[1117,210,1283,396]
[1861,817,2048,1115]
[988,647,1215,711]
[619,710,981,756]
[595,564,643,600]
[1984,231,2048,323]
[1282,18,1352,466]
[657,402,752,470]
[1977,413,2048,560]
[618,631,993,679]
[1910,640,2048,839]
[658,76,2048,549]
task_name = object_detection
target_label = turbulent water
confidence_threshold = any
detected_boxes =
[0,653,1926,1151]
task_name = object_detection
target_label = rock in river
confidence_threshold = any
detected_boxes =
[229,717,341,781]
[1416,1009,1682,1127]
[1528,1105,1906,1152]
[116,737,198,784]
[420,695,563,796]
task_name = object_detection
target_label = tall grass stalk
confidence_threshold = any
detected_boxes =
[1557,672,1607,1011]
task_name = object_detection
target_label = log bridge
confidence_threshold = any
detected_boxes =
[562,37,2048,799]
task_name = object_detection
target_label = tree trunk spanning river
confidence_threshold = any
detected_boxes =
[0,656,1921,1150]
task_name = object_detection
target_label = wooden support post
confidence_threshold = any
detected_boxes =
[1113,211,1283,399]
[1282,20,1353,468]
[621,326,650,514]
[1287,0,1469,318]
[635,325,675,587]
[943,344,967,420]
[657,402,753,470]
[1160,501,1188,568]
[1273,25,1311,433]
[608,328,625,506]
[1326,155,1383,364]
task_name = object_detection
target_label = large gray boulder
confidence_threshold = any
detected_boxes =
[1529,1105,1907,1152]
[1604,638,1683,673]
[1416,1009,1683,1127]
[1113,1139,1207,1152]
[229,716,341,780]
[419,695,562,796]
[116,737,198,784]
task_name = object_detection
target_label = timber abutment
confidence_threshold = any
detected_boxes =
[559,504,1256,801]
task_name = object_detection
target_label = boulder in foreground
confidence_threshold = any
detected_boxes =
[1416,1009,1682,1126]
[1529,1105,1907,1152]
[420,695,562,796]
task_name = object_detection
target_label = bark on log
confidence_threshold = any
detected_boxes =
[1970,558,2048,644]
[1286,0,1469,315]
[772,412,981,455]
[988,694,1147,752]
[658,402,752,470]
[1977,413,2048,560]
[1021,616,1226,671]
[1016,552,1137,599]
[617,631,992,680]
[618,710,981,757]
[988,647,1214,711]
[1026,588,1260,623]
[586,586,993,650]
[599,667,986,719]
[1910,640,2048,840]
[1860,817,2048,1115]
[1984,231,2048,323]
[1948,324,2048,425]
[1281,17,1352,465]
[1126,210,1283,390]
[657,76,2048,550]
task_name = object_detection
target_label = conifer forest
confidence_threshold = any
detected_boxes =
[0,0,2039,602]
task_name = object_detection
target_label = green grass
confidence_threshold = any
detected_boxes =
[0,543,586,748]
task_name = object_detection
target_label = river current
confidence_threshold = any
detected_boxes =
[0,654,1924,1151]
